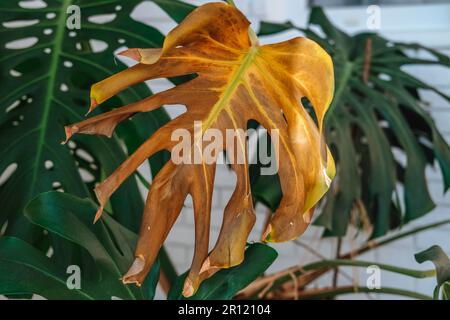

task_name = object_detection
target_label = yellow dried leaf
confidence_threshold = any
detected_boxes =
[64,3,335,297]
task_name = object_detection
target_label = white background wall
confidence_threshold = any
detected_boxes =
[131,0,450,299]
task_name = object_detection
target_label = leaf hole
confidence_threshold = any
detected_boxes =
[87,13,117,24]
[0,163,18,186]
[301,97,319,128]
[19,0,47,9]
[63,60,73,68]
[2,19,40,28]
[79,167,95,183]
[378,73,392,81]
[9,69,23,77]
[67,141,77,149]
[60,83,69,92]
[44,160,54,170]
[46,246,54,258]
[75,149,95,163]
[1,221,8,236]
[52,181,61,189]
[89,39,108,53]
[5,37,39,50]
[5,100,20,113]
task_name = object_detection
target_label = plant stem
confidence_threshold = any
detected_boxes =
[293,286,432,300]
[240,259,434,299]
[226,0,236,6]
[301,259,435,279]
[332,237,342,288]
[238,219,450,298]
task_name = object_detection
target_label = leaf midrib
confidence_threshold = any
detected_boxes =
[29,0,72,198]
[202,45,258,131]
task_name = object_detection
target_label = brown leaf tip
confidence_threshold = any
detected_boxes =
[182,278,195,298]
[118,49,142,62]
[93,186,106,223]
[199,257,211,274]
[122,256,146,286]
[93,206,104,224]
[87,98,98,115]
[261,224,273,243]
[62,125,79,144]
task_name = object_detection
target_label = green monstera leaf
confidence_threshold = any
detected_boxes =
[0,0,172,256]
[255,7,450,238]
[415,245,450,300]
[0,191,159,300]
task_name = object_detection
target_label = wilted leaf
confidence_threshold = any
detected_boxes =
[65,3,335,296]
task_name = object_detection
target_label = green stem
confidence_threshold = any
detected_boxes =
[370,219,450,251]
[301,259,435,279]
[269,258,435,292]
[298,286,432,300]
[271,219,450,292]
[226,0,236,6]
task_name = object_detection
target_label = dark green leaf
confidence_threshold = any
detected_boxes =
[151,0,195,23]
[0,191,159,300]
[0,0,169,255]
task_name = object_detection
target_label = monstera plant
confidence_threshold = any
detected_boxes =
[0,0,449,300]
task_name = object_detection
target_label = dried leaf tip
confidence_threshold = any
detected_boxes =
[87,98,98,115]
[93,206,103,224]
[262,224,273,243]
[122,256,146,286]
[118,48,142,62]
[62,125,78,144]
[182,278,195,298]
